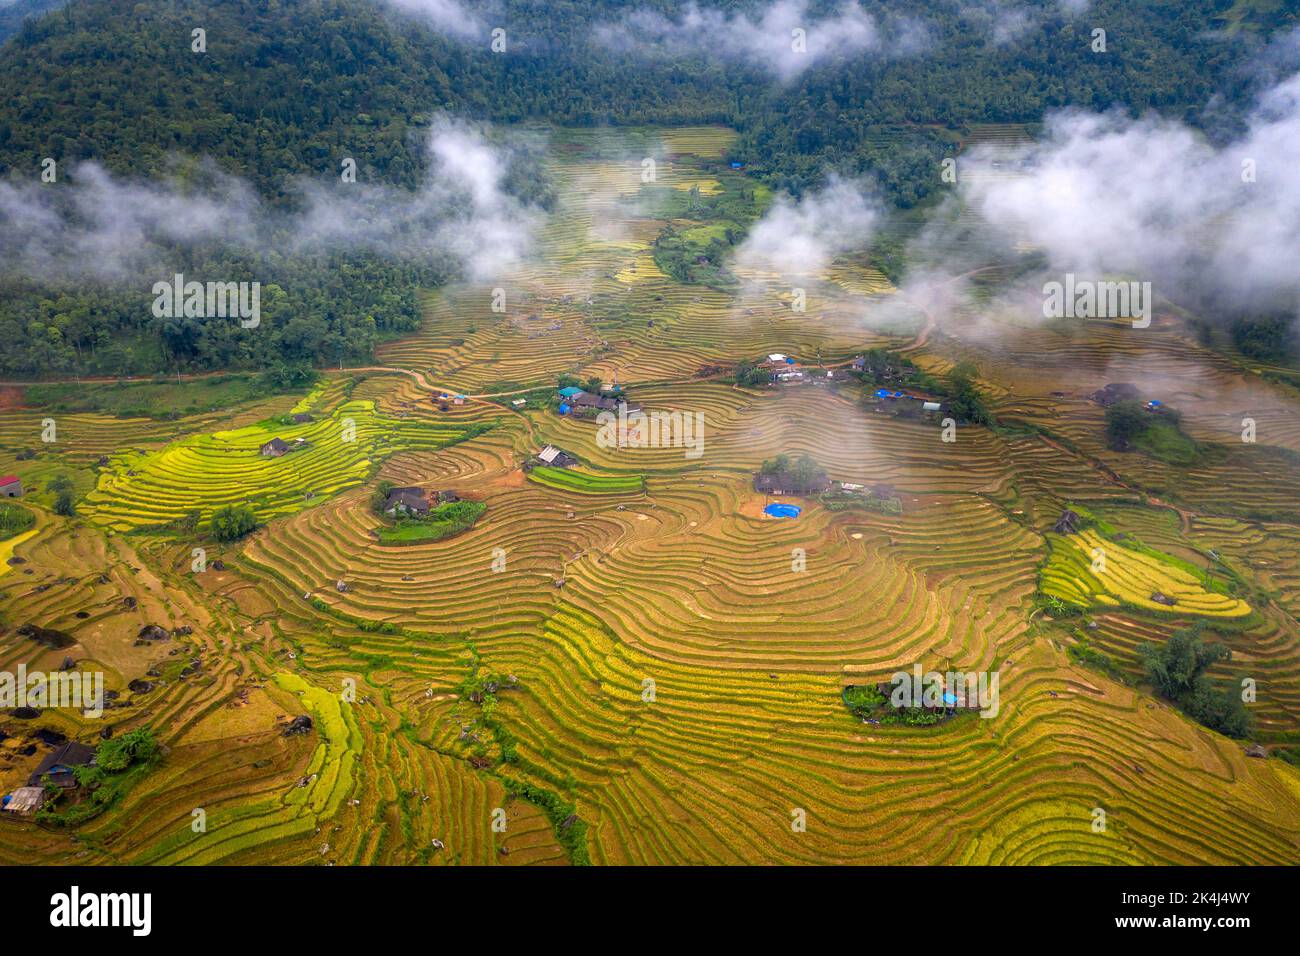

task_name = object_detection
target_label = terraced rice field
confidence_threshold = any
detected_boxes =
[526,466,645,495]
[3,127,1300,867]
[1042,528,1253,618]
[81,384,487,532]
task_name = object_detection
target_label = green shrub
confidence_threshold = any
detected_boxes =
[210,504,258,541]
[1139,624,1249,738]
[0,502,35,540]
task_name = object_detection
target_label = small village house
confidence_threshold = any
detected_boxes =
[27,741,96,789]
[383,487,432,517]
[754,471,832,496]
[537,445,578,468]
[2,786,45,816]
[571,392,619,412]
[1090,382,1141,407]
[260,437,290,458]
[0,475,22,497]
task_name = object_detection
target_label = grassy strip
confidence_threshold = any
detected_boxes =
[527,466,644,495]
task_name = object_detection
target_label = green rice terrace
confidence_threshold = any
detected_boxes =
[2,126,1299,868]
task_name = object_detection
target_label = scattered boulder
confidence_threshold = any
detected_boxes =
[100,726,113,740]
[1246,744,1268,759]
[335,580,348,593]
[59,657,76,671]
[137,624,170,641]
[1150,592,1177,607]
[283,715,314,737]
[174,625,193,636]
[6,556,25,566]
[128,679,154,694]
[210,559,226,571]
[121,596,137,610]
[17,623,75,649]
[12,707,41,720]
[34,728,66,746]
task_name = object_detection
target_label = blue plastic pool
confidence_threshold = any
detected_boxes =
[764,503,802,518]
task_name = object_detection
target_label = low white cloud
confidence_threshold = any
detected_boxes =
[957,69,1300,317]
[0,119,540,284]
[595,0,920,82]
[380,0,485,40]
[735,177,883,276]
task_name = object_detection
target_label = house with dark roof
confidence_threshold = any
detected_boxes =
[260,437,290,457]
[754,471,832,496]
[537,445,578,468]
[571,392,616,410]
[1090,383,1141,407]
[1053,510,1082,534]
[384,487,431,517]
[28,741,96,788]
[291,412,313,424]
[0,475,21,497]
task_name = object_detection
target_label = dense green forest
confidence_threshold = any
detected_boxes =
[1,0,1268,196]
[0,0,65,45]
[0,0,1292,377]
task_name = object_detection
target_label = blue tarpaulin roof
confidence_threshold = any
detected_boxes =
[558,403,571,414]
[558,386,584,398]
